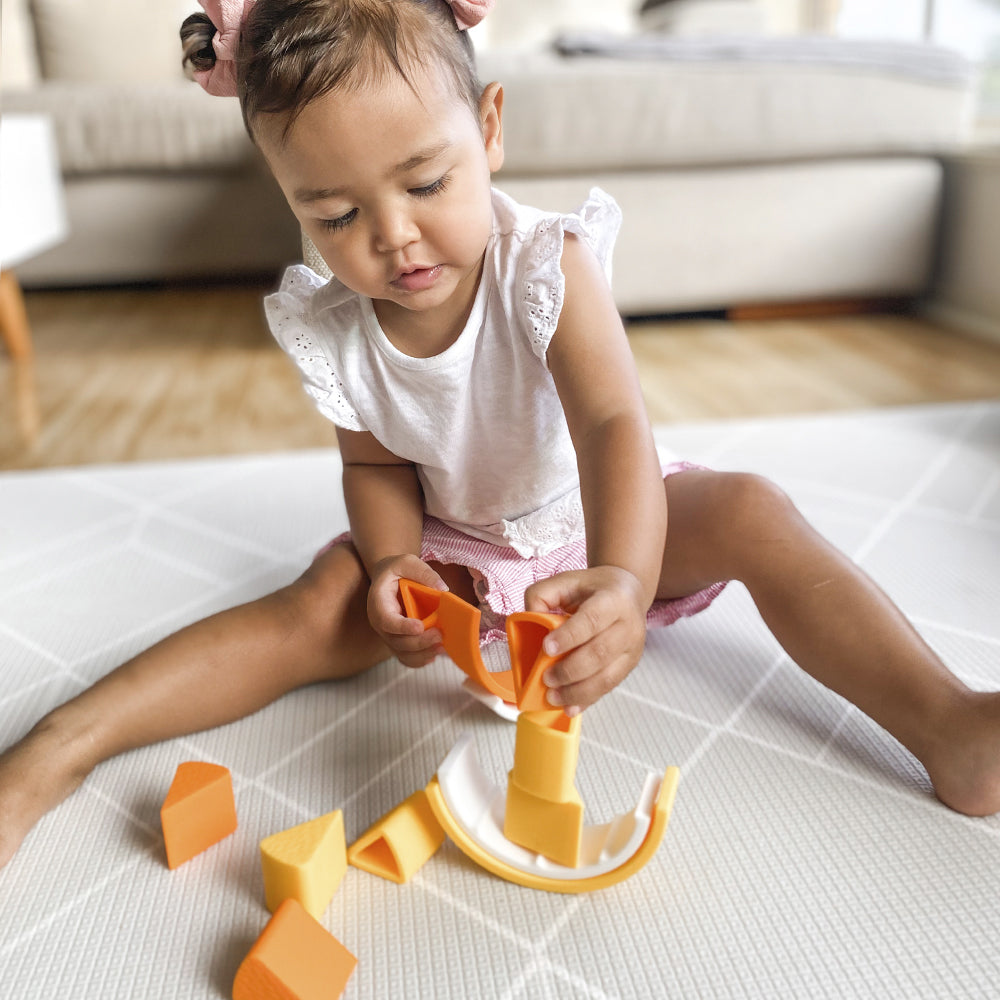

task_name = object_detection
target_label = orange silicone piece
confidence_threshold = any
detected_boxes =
[232,897,357,1000]
[506,613,567,712]
[398,579,568,712]
[399,578,516,703]
[160,761,238,869]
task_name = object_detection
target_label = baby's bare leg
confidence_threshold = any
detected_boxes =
[0,542,385,869]
[657,470,1000,817]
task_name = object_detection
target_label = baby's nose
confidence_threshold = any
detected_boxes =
[373,207,420,253]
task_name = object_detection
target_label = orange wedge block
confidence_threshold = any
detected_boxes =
[233,898,357,1000]
[506,612,567,712]
[160,761,237,869]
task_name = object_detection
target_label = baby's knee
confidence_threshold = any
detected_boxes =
[726,472,796,525]
[282,543,375,667]
[709,472,802,558]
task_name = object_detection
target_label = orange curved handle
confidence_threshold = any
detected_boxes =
[506,612,568,712]
[398,579,569,712]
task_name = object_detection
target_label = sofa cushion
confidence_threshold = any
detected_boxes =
[1,82,254,174]
[478,0,635,50]
[1,0,41,86]
[31,0,199,83]
[3,37,974,177]
[483,38,974,175]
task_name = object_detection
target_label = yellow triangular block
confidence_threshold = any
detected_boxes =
[504,775,585,868]
[260,810,347,919]
[347,789,445,884]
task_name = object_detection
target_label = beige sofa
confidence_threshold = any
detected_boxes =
[1,0,975,315]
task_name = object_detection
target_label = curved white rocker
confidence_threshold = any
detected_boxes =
[425,733,679,894]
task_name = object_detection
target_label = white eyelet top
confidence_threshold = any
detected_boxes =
[265,187,621,557]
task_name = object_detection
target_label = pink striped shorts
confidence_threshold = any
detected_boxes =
[324,461,727,646]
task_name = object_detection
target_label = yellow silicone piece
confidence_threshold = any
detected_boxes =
[347,789,446,884]
[503,710,585,866]
[426,765,680,895]
[504,778,585,868]
[509,710,582,802]
[260,810,347,920]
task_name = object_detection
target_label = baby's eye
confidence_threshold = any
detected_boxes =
[410,175,450,198]
[320,208,358,232]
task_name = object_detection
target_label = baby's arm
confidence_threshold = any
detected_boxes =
[337,427,447,666]
[527,234,668,712]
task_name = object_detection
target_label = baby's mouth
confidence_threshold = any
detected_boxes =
[392,264,443,292]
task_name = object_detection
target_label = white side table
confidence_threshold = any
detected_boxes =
[0,114,68,359]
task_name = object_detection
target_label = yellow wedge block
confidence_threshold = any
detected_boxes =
[504,777,585,868]
[503,709,585,867]
[347,789,445,884]
[509,710,582,802]
[260,810,347,920]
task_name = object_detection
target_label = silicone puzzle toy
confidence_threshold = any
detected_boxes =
[399,578,567,718]
[398,579,680,894]
[160,761,238,869]
[347,788,445,884]
[504,709,586,868]
[260,809,348,919]
[233,897,357,1000]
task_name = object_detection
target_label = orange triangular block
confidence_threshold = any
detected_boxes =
[233,898,357,1000]
[160,761,237,869]
[347,789,445,884]
[398,577,442,625]
[506,612,568,712]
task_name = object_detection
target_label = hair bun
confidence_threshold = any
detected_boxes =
[180,12,218,75]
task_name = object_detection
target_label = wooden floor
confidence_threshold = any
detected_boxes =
[3,282,1000,470]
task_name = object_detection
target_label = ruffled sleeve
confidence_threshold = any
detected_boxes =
[516,187,622,365]
[264,265,367,432]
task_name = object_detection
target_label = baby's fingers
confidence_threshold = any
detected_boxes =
[539,591,614,661]
[544,647,627,715]
[383,622,444,668]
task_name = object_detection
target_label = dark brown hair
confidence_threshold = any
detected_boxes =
[182,0,481,144]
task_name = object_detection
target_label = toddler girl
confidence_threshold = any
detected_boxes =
[1,0,998,871]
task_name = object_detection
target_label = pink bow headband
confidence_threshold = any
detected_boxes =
[192,0,494,98]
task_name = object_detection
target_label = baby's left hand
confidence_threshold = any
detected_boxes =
[524,565,649,715]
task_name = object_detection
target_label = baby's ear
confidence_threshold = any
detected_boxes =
[480,81,504,172]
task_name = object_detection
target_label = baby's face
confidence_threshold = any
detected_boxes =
[260,64,503,342]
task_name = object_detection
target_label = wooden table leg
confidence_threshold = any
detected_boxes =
[0,269,34,360]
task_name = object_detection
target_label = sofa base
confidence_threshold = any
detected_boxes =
[20,158,941,320]
[17,168,303,288]
[499,156,942,316]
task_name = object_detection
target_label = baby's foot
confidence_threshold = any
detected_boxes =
[924,691,1000,817]
[0,718,94,869]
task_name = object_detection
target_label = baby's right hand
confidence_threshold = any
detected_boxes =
[367,554,448,668]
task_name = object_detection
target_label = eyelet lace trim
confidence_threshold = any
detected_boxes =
[267,266,363,431]
[502,487,586,559]
[520,189,622,363]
